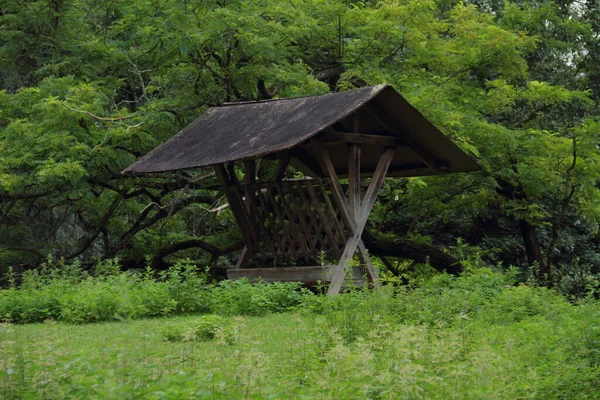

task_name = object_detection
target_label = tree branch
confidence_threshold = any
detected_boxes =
[151,239,244,269]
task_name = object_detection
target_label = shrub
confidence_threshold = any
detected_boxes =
[162,261,212,314]
[211,279,310,316]
[0,260,311,323]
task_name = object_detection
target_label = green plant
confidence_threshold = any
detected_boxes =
[0,260,312,324]
[160,315,233,343]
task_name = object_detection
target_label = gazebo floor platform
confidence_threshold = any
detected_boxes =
[226,265,364,286]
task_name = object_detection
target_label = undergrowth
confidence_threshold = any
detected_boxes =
[1,262,600,398]
[0,259,309,323]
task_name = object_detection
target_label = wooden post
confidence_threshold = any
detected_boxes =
[348,141,375,284]
[215,163,260,268]
[243,160,257,222]
[313,140,373,263]
[234,152,292,267]
[348,144,361,221]
[313,140,393,294]
[327,147,395,294]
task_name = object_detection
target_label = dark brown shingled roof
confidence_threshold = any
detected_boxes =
[124,84,480,176]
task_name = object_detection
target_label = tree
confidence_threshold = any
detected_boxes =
[1,0,600,290]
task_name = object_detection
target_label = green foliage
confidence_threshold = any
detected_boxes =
[0,260,308,323]
[212,278,310,316]
[1,269,600,398]
[2,0,600,290]
[160,315,234,343]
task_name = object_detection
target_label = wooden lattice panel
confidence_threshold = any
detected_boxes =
[240,180,350,267]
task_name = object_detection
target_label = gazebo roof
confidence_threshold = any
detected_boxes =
[124,84,479,177]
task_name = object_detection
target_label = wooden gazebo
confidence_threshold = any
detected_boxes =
[124,84,479,294]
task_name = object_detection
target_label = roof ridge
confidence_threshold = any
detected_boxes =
[220,84,388,107]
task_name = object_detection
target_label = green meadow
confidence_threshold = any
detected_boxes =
[1,265,599,399]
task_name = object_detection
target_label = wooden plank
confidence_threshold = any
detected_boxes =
[223,163,264,262]
[348,143,361,220]
[227,265,363,286]
[244,160,256,183]
[230,183,262,254]
[364,103,445,173]
[345,142,378,284]
[327,147,396,294]
[312,140,354,230]
[321,131,402,146]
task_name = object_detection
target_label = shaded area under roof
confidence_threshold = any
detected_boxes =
[124,84,480,176]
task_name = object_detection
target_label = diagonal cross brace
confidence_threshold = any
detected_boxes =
[347,143,378,286]
[313,140,379,288]
[313,140,396,294]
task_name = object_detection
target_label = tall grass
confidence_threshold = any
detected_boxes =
[1,262,600,398]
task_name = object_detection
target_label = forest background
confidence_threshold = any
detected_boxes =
[2,0,600,294]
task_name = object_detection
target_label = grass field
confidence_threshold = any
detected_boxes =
[1,267,600,399]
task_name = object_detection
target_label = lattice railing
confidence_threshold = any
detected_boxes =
[237,179,350,267]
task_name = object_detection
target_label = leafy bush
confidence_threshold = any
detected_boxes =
[0,259,311,324]
[161,261,212,314]
[211,279,310,316]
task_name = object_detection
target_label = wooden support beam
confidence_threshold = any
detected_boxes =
[315,141,396,295]
[347,141,378,286]
[236,161,258,267]
[322,131,402,147]
[320,146,396,295]
[364,103,446,173]
[348,144,361,220]
[244,160,256,183]
[243,160,257,221]
[313,140,387,293]
[214,164,259,256]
